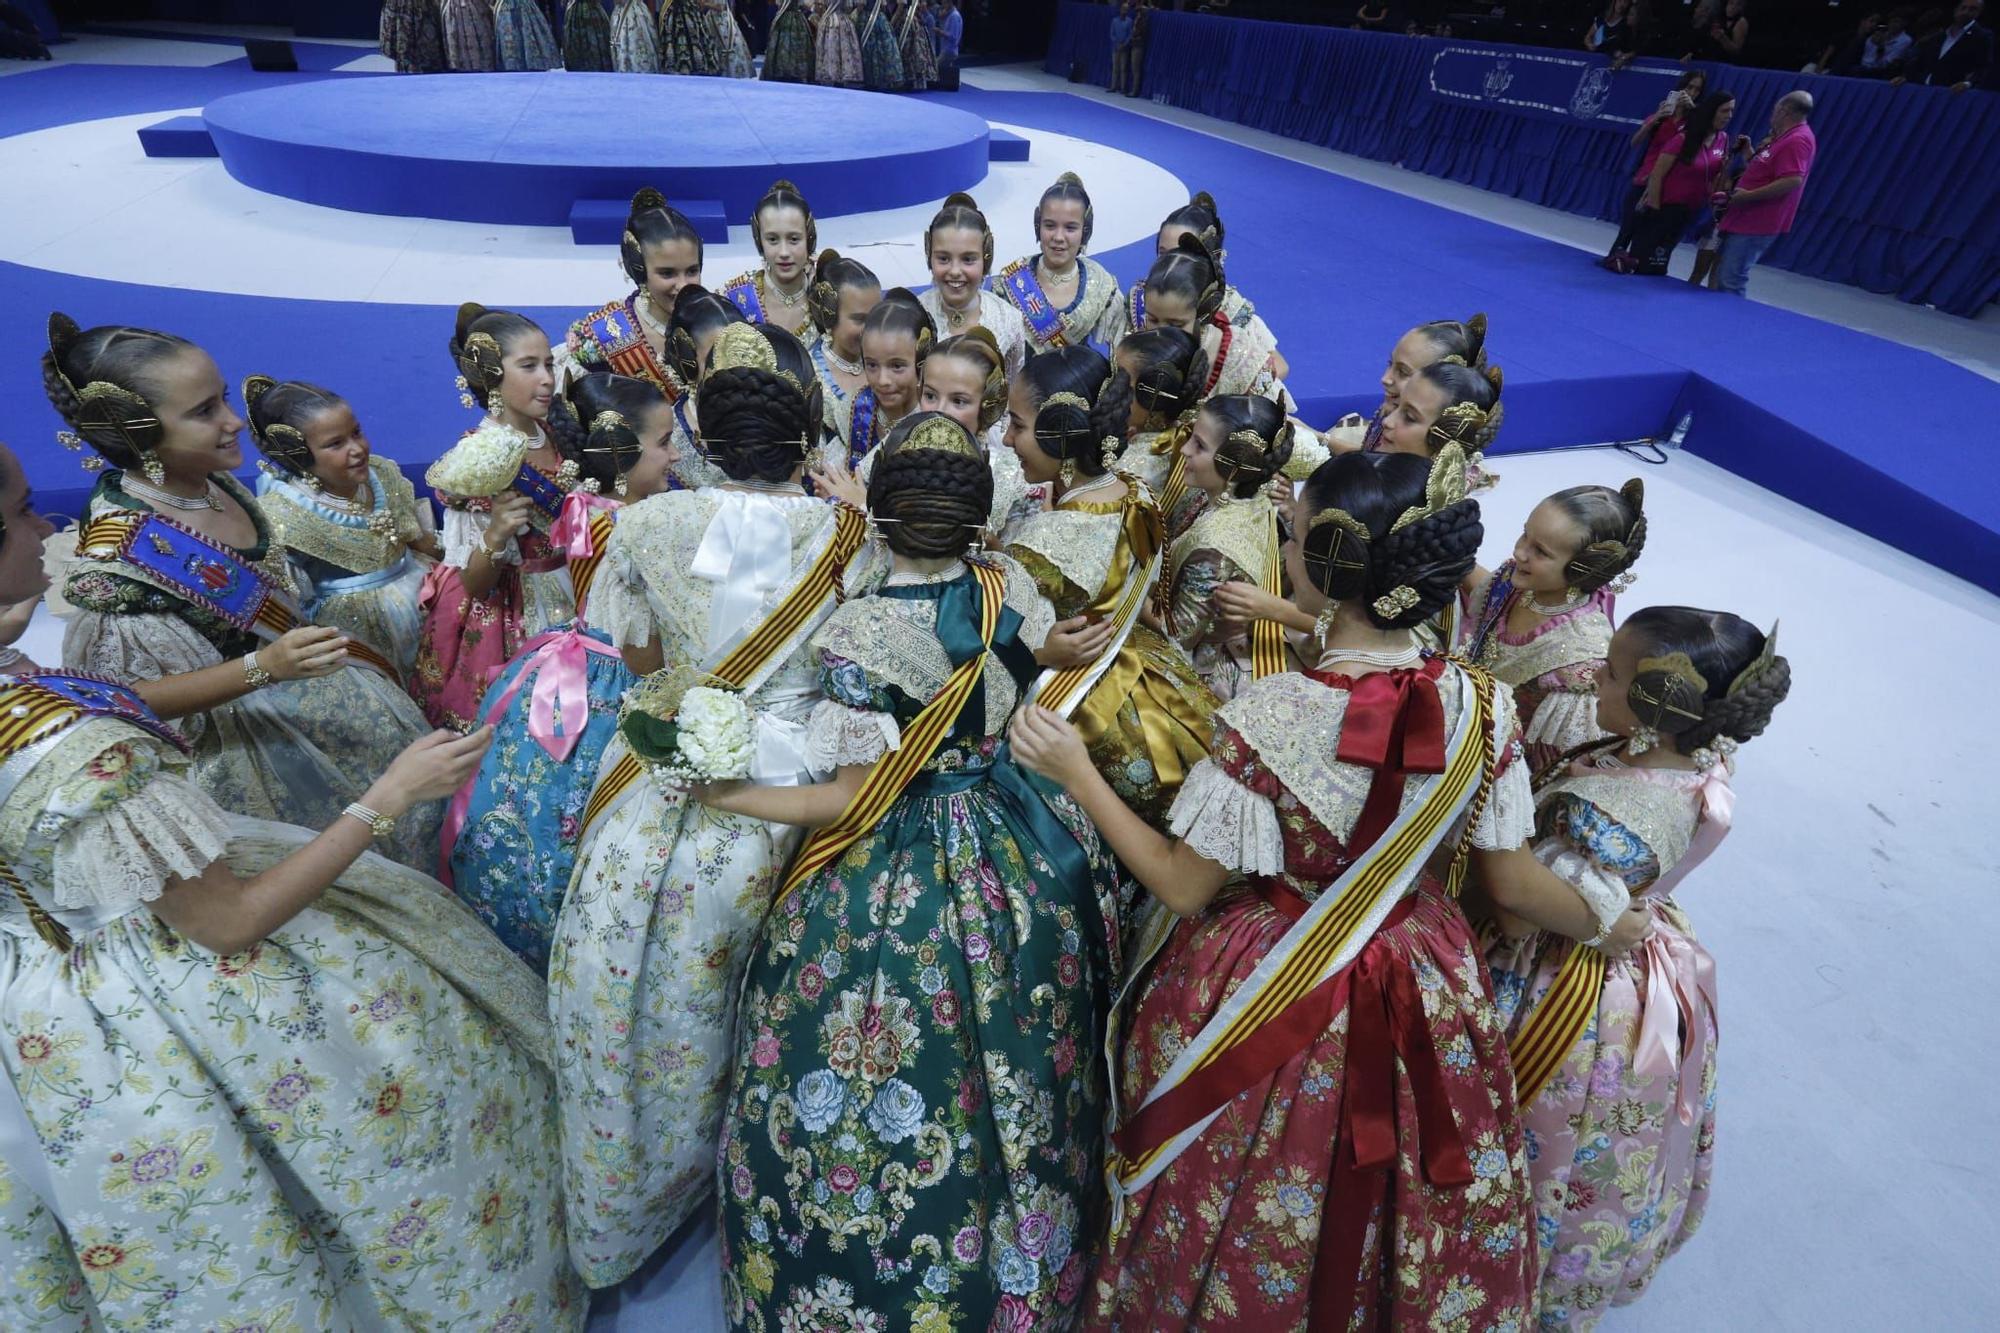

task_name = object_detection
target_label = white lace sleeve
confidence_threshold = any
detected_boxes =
[589,535,656,648]
[441,507,519,567]
[1280,419,1330,481]
[1533,837,1630,931]
[1166,757,1284,876]
[52,766,233,911]
[61,609,225,742]
[803,698,901,771]
[1522,689,1609,757]
[1470,683,1536,850]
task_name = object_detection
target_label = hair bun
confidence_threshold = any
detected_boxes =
[942,190,981,211]
[1055,171,1085,188]
[241,373,278,420]
[629,187,667,215]
[963,326,1001,356]
[1465,312,1489,361]
[47,311,82,358]
[816,247,841,268]
[768,177,800,194]
[1190,190,1218,211]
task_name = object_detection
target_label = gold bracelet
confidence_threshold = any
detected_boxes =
[241,650,273,689]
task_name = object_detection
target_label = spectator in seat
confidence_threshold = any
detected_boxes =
[1686,0,1750,62]
[1857,8,1918,70]
[1716,90,1817,295]
[1584,0,1635,54]
[1897,0,1993,88]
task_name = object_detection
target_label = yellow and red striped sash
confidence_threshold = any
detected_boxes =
[771,560,1007,909]
[76,511,401,683]
[1249,507,1288,679]
[1506,936,1607,1106]
[579,503,869,836]
[568,510,618,611]
[1113,667,1492,1193]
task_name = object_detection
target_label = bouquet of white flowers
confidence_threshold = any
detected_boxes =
[619,666,755,787]
[424,418,534,499]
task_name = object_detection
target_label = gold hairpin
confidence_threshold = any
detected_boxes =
[902,415,980,459]
[1388,441,1471,534]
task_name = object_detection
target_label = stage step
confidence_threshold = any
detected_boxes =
[138,116,216,158]
[570,197,729,247]
[989,128,1029,162]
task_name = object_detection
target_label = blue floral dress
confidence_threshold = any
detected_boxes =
[717,559,1126,1332]
[0,683,583,1331]
[448,500,634,973]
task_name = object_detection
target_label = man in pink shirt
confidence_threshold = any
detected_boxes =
[1715,90,1817,296]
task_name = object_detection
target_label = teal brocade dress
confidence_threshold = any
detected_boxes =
[717,563,1124,1331]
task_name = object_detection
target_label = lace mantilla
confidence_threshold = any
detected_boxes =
[1005,506,1120,615]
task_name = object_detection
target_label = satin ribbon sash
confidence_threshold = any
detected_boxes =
[587,298,681,401]
[1249,508,1287,679]
[311,551,415,599]
[1109,665,1487,1200]
[1000,259,1070,350]
[1028,492,1162,720]
[76,511,401,682]
[773,561,1007,908]
[848,388,880,470]
[579,503,868,839]
[1509,760,1730,1112]
[725,275,766,325]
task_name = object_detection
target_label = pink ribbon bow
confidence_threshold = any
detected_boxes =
[549,489,621,560]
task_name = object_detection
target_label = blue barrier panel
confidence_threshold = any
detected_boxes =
[1049,2,2000,316]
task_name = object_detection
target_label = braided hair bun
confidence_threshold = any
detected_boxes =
[929,329,1008,432]
[1414,312,1489,368]
[1021,346,1122,479]
[1622,607,1791,754]
[867,412,993,558]
[926,192,995,273]
[1144,236,1227,325]
[1414,360,1505,455]
[566,372,669,493]
[695,323,821,483]
[1203,394,1293,498]
[43,312,195,467]
[1299,450,1483,630]
[1162,192,1225,258]
[1115,327,1205,425]
[242,375,345,479]
[449,303,547,406]
[752,179,818,256]
[667,284,748,386]
[622,189,704,287]
[1036,172,1095,249]
[1550,478,1646,594]
[807,250,881,337]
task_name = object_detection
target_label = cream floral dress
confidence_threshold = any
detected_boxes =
[0,693,582,1331]
[548,487,852,1287]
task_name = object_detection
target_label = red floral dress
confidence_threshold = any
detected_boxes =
[1088,661,1539,1332]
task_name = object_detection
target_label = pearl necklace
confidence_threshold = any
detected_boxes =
[124,474,222,512]
[635,292,669,337]
[765,269,807,308]
[885,560,967,587]
[311,479,373,514]
[1036,259,1079,292]
[823,340,863,377]
[1058,471,1121,506]
[1316,642,1423,671]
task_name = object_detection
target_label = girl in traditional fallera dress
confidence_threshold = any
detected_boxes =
[660,0,722,71]
[245,376,439,682]
[723,180,820,338]
[1326,313,1488,454]
[445,374,679,970]
[857,0,905,88]
[380,0,445,72]
[1139,235,1297,414]
[703,412,1127,1332]
[850,288,932,466]
[0,441,585,1333]
[1134,192,1289,379]
[45,316,444,874]
[803,249,882,462]
[899,0,938,86]
[920,192,1030,379]
[414,305,580,731]
[997,173,1129,359]
[1001,345,1218,829]
[703,0,757,76]
[763,0,814,79]
[494,0,563,69]
[1109,325,1209,542]
[1011,444,1545,1332]
[921,328,1039,538]
[1479,607,1789,1330]
[813,0,865,85]
[439,0,498,70]
[548,324,865,1286]
[663,283,748,490]
[610,0,663,70]
[564,0,615,70]
[561,190,705,402]
[1460,481,1646,773]
[1155,394,1303,702]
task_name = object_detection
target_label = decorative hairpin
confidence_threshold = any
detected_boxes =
[1372,585,1420,619]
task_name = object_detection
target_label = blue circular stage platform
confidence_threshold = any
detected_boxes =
[201,73,992,226]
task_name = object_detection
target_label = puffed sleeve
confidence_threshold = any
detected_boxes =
[802,652,902,770]
[588,519,658,649]
[1280,419,1329,482]
[60,598,227,742]
[1522,662,1610,757]
[440,504,519,568]
[1165,725,1284,876]
[1470,680,1535,851]
[45,735,234,911]
[1533,793,1659,931]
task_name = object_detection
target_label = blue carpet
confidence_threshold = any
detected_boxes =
[5,65,1996,593]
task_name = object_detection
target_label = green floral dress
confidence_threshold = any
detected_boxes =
[718,559,1125,1332]
[0,697,582,1331]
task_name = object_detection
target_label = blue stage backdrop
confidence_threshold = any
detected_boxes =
[1048,3,2000,317]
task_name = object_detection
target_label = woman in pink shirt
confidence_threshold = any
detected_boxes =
[1604,70,1705,264]
[1623,90,1737,277]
